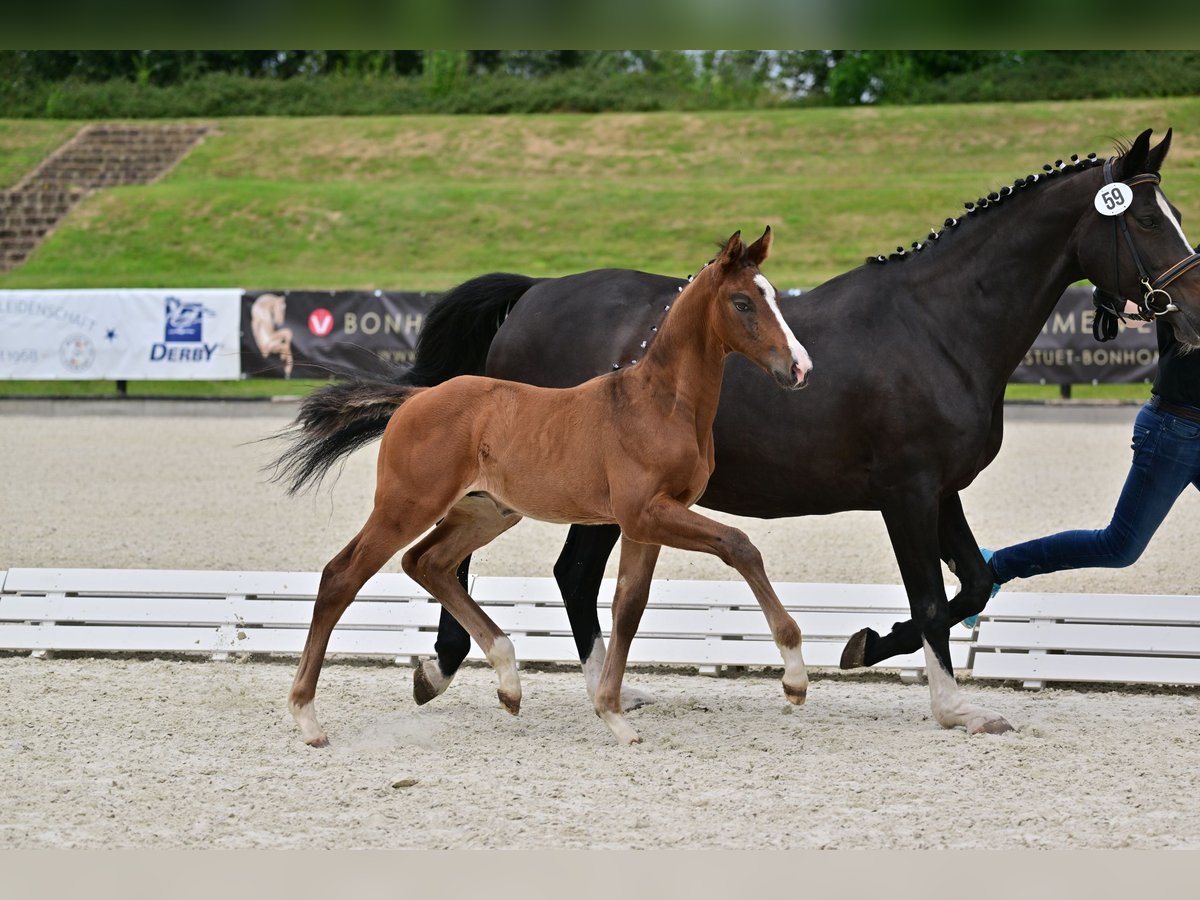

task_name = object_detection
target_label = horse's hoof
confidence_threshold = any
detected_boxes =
[305,734,330,748]
[970,717,1014,735]
[498,689,521,716]
[840,628,873,669]
[621,686,655,711]
[413,662,439,706]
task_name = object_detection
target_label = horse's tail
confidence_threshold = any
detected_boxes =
[406,272,543,386]
[267,380,424,495]
[268,272,541,494]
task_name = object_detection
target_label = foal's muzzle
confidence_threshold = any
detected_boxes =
[774,357,812,391]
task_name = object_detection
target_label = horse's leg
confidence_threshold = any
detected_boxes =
[289,508,430,747]
[592,537,661,744]
[553,524,651,710]
[621,497,807,706]
[872,490,1011,735]
[841,493,993,668]
[403,494,525,714]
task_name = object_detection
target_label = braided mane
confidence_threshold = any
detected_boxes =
[867,150,1107,265]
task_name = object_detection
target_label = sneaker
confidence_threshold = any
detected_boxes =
[962,548,1002,630]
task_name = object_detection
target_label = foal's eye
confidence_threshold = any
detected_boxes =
[732,293,752,312]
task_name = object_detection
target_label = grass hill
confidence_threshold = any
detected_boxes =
[3,97,1199,293]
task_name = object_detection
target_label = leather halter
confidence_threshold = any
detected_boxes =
[1092,157,1200,341]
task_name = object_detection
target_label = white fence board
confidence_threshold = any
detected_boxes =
[970,651,1200,686]
[4,569,1196,689]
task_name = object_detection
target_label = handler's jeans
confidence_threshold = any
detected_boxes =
[990,401,1200,584]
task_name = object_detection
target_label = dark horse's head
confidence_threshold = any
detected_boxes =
[1074,128,1200,348]
[697,227,812,390]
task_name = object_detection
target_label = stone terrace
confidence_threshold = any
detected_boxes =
[0,123,210,271]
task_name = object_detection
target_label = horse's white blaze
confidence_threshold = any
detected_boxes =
[754,273,812,376]
[1155,187,1194,253]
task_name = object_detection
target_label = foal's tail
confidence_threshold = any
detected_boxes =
[268,380,423,495]
[268,271,541,494]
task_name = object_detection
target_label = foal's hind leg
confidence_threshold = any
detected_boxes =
[290,508,430,746]
[620,496,808,707]
[403,494,525,714]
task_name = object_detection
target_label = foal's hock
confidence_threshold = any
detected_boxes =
[285,228,813,746]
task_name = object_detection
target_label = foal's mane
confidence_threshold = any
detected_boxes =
[868,145,1115,266]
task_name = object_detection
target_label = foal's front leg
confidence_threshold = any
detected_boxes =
[593,537,661,745]
[621,496,808,706]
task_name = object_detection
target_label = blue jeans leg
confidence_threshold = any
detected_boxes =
[990,403,1200,584]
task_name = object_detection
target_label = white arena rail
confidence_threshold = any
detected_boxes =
[4,568,1197,690]
[970,590,1200,690]
[0,568,969,680]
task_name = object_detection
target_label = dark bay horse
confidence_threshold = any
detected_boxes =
[278,128,1200,738]
[280,229,814,746]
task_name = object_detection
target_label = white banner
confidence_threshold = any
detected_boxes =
[0,289,242,380]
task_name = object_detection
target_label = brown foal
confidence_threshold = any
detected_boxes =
[288,228,813,746]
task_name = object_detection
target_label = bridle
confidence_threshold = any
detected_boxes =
[1091,157,1200,341]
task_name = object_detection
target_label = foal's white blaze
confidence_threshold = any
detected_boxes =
[754,273,812,379]
[1155,187,1194,252]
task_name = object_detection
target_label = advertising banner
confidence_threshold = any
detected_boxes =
[0,289,241,380]
[1009,286,1158,384]
[240,290,437,379]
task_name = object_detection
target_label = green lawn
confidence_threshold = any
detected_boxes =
[2,100,1196,400]
[2,99,1198,291]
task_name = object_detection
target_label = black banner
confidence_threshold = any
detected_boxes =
[1010,286,1158,384]
[240,285,1159,384]
[240,290,437,379]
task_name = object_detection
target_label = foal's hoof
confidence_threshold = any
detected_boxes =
[969,716,1014,736]
[840,628,875,669]
[498,689,521,716]
[783,682,807,705]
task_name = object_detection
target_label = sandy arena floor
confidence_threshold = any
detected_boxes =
[2,399,1199,849]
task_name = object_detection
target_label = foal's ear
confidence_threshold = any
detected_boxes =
[746,226,772,266]
[717,230,745,268]
[1144,127,1173,174]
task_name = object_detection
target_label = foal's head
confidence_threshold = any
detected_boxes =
[695,228,812,390]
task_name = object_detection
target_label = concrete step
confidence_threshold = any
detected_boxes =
[2,123,209,270]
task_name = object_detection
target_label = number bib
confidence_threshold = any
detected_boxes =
[1094,182,1134,216]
